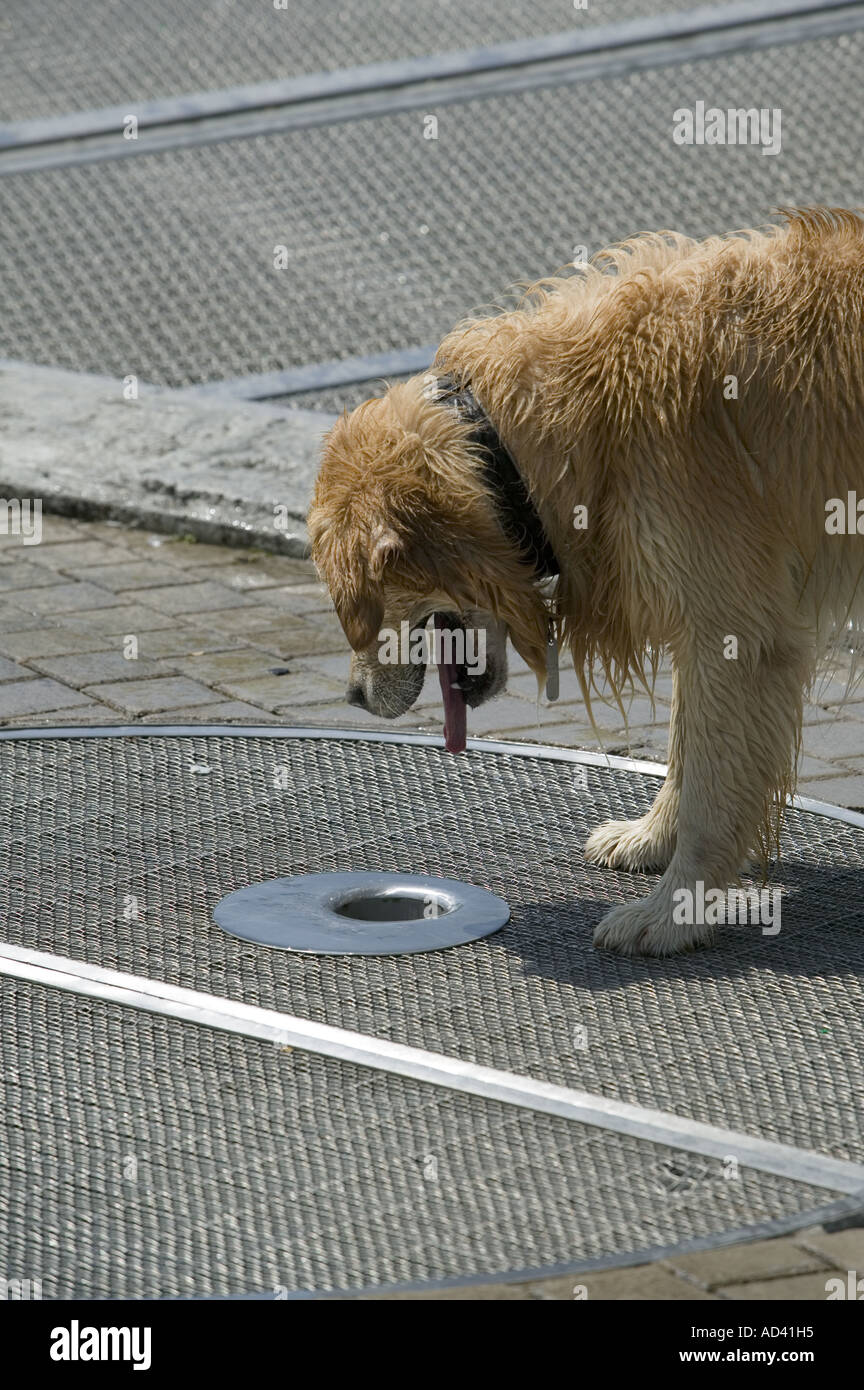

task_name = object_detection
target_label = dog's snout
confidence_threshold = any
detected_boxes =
[346,682,367,709]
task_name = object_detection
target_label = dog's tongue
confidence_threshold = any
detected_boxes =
[433,614,467,754]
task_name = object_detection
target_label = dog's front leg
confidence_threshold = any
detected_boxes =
[584,666,684,872]
[592,641,805,956]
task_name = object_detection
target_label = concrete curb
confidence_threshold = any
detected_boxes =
[0,363,336,555]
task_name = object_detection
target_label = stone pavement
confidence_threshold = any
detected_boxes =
[1,509,862,1302]
[1,512,863,815]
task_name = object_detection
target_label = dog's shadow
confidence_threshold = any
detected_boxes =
[502,859,864,991]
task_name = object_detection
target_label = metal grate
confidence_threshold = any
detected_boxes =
[1,729,862,1295]
[0,973,842,1299]
[0,0,725,122]
[1,29,862,387]
[1,731,863,1145]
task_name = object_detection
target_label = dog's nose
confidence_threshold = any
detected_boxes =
[346,683,367,708]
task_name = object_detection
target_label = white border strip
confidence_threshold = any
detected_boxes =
[1,939,862,1196]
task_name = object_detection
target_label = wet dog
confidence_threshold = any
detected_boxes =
[309,209,864,955]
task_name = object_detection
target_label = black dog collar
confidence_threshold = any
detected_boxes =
[434,374,560,580]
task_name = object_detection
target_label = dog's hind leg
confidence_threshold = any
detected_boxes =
[584,667,684,872]
[593,634,807,956]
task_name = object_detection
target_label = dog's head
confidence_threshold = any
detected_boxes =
[308,377,548,748]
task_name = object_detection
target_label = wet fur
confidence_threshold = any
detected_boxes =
[309,208,864,955]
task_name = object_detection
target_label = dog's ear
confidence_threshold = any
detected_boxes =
[369,525,403,579]
[334,527,403,646]
[310,524,388,650]
[335,587,385,650]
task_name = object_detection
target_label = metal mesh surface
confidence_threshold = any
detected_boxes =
[0,0,727,122]
[1,730,862,1295]
[1,731,862,1160]
[1,30,862,387]
[0,973,840,1299]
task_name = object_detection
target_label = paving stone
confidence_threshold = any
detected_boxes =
[796,776,864,809]
[173,649,290,683]
[134,629,245,660]
[802,702,855,725]
[55,604,178,634]
[210,608,326,637]
[140,701,282,723]
[222,671,344,709]
[453,695,588,735]
[722,1271,844,1300]
[245,622,348,657]
[513,718,668,756]
[574,1265,718,1299]
[81,525,180,554]
[809,675,864,706]
[0,517,82,547]
[0,678,93,716]
[227,552,315,580]
[0,654,32,681]
[802,720,864,760]
[64,561,191,591]
[293,652,356,681]
[26,540,138,570]
[508,668,649,707]
[289,700,430,731]
[0,561,68,589]
[10,581,125,614]
[798,753,847,779]
[133,581,254,615]
[27,652,173,685]
[797,1225,864,1271]
[192,558,316,589]
[249,585,335,616]
[83,675,221,714]
[145,537,262,568]
[578,696,669,730]
[0,627,111,659]
[0,604,44,629]
[661,1238,829,1291]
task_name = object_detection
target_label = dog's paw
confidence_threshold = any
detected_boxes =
[593,895,714,957]
[584,815,675,873]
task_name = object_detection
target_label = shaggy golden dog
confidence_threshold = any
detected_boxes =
[309,208,864,956]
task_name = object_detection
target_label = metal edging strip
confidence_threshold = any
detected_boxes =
[172,344,438,401]
[1,937,862,1196]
